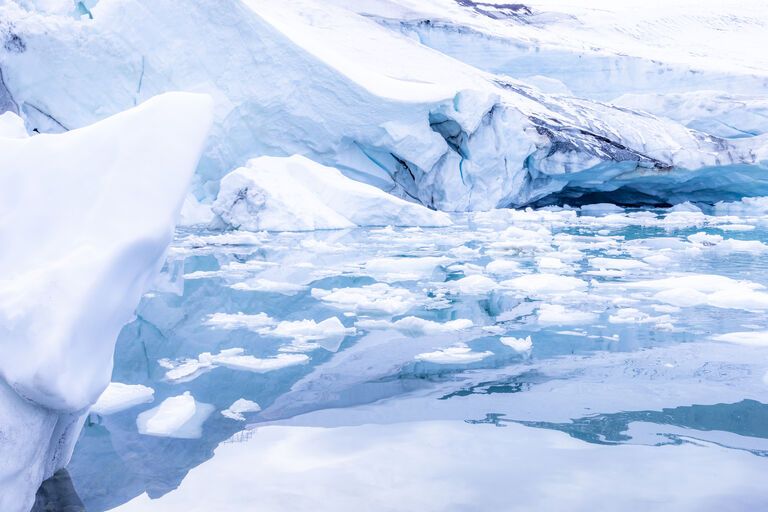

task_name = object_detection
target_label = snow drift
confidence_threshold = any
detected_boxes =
[0,92,213,512]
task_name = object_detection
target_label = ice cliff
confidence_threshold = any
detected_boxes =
[0,92,212,512]
[0,0,766,213]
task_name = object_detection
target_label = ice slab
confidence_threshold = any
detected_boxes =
[137,392,214,439]
[91,383,154,416]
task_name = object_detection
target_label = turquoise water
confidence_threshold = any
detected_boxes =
[59,204,768,510]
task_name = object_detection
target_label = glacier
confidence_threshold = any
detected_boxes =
[2,0,768,510]
[0,92,212,512]
[0,0,766,212]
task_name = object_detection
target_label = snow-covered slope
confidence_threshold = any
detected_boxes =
[0,92,212,512]
[357,0,768,100]
[213,156,452,231]
[1,0,766,211]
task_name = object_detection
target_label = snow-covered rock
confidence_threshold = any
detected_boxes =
[0,92,212,512]
[212,155,452,231]
[1,0,766,211]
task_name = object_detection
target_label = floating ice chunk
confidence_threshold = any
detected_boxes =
[616,274,768,311]
[488,227,553,255]
[502,274,588,295]
[622,275,763,294]
[687,232,723,246]
[414,346,492,364]
[707,289,768,311]
[213,156,452,231]
[485,259,521,276]
[643,254,674,266]
[267,317,356,351]
[537,257,566,271]
[311,284,419,315]
[230,279,308,295]
[136,392,213,439]
[161,356,215,383]
[362,256,450,282]
[590,258,649,270]
[90,383,154,416]
[221,399,261,421]
[608,308,672,325]
[500,336,532,352]
[653,289,708,308]
[449,246,481,259]
[716,224,756,232]
[580,203,624,215]
[211,351,309,373]
[182,231,268,249]
[537,304,598,326]
[162,348,308,382]
[712,331,768,347]
[356,316,473,336]
[205,312,276,330]
[454,275,497,295]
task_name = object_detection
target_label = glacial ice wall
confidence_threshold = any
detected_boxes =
[0,92,212,512]
[0,0,766,213]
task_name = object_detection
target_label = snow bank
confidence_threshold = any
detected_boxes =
[213,155,451,231]
[0,92,212,512]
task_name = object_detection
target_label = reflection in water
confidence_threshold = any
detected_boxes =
[466,400,768,456]
[31,469,85,512]
[62,211,768,509]
[438,370,546,400]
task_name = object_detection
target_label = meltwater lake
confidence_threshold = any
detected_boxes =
[62,200,768,511]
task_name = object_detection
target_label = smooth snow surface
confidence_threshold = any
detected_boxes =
[0,92,212,512]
